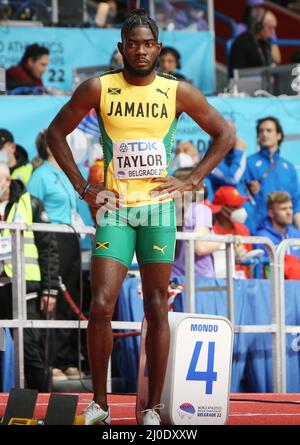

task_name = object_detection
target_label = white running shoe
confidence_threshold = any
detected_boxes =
[142,404,164,425]
[82,401,111,425]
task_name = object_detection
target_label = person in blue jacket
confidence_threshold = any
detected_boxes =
[256,191,300,258]
[208,121,255,233]
[246,116,300,232]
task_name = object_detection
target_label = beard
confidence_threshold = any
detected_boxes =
[122,54,159,77]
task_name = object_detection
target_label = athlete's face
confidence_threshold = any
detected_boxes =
[118,26,162,77]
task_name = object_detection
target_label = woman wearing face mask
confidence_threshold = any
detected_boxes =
[172,168,223,278]
[169,141,200,175]
[212,186,253,279]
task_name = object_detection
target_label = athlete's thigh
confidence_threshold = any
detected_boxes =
[93,222,136,269]
[92,222,136,303]
[91,257,128,305]
[135,201,176,266]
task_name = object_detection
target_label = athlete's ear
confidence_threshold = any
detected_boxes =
[117,41,124,56]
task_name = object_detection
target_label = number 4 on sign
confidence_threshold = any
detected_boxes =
[186,342,217,394]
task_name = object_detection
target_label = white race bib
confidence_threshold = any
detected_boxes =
[113,140,167,179]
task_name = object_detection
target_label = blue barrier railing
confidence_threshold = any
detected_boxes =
[273,38,300,47]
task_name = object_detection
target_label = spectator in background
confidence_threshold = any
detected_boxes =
[174,3,208,31]
[212,186,253,279]
[229,7,281,77]
[6,44,49,93]
[169,140,200,175]
[95,0,127,27]
[172,168,223,278]
[208,121,255,233]
[28,130,82,383]
[0,161,60,391]
[255,191,300,279]
[109,48,123,70]
[158,47,188,81]
[246,116,300,231]
[0,129,33,186]
[155,1,177,30]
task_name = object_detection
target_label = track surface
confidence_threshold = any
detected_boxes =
[1,393,300,425]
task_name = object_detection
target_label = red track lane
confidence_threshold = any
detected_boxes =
[1,393,300,425]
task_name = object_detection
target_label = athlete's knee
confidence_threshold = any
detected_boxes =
[89,294,114,322]
[144,290,168,325]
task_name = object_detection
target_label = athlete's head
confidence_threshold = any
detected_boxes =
[118,9,162,77]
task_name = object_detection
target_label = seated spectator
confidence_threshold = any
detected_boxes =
[169,140,200,175]
[95,1,127,27]
[207,121,255,233]
[255,191,300,279]
[6,44,49,93]
[174,3,208,31]
[0,161,60,391]
[172,168,223,278]
[109,48,123,70]
[236,0,266,36]
[245,116,300,231]
[229,7,281,77]
[158,46,188,81]
[0,129,33,186]
[155,1,177,31]
[212,186,253,278]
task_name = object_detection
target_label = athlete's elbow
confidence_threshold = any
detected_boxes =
[219,126,235,155]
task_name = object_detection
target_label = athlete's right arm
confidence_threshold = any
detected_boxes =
[47,77,112,210]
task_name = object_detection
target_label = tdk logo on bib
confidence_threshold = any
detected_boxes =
[113,139,167,179]
[119,141,161,153]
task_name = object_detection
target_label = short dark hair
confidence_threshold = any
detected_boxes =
[20,43,49,65]
[36,129,48,160]
[160,46,181,69]
[121,8,159,42]
[256,116,284,146]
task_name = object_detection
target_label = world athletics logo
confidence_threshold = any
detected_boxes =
[178,403,196,419]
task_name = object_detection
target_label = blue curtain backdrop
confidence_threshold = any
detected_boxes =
[0,27,213,93]
[116,276,300,393]
[1,96,300,180]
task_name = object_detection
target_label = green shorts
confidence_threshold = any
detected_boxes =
[92,201,176,268]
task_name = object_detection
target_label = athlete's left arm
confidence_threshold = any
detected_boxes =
[152,82,235,195]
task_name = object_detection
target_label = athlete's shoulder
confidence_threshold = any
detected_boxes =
[156,72,179,82]
[100,68,123,78]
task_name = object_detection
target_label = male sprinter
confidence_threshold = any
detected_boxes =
[47,9,235,425]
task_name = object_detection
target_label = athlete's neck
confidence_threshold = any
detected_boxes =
[122,69,156,86]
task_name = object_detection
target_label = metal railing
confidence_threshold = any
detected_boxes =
[0,222,296,393]
[277,238,300,393]
[0,221,142,388]
[177,232,282,392]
